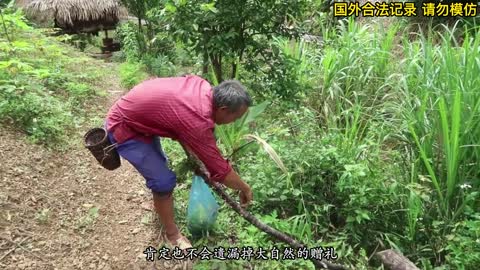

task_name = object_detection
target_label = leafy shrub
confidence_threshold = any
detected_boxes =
[119,61,150,89]
[142,54,177,77]
[236,107,407,263]
[240,37,317,105]
[116,21,143,62]
[116,20,177,68]
[65,82,93,97]
[0,79,74,144]
[0,7,107,146]
[0,3,32,39]
[110,51,126,63]
[147,31,176,60]
[445,213,480,269]
[173,43,197,67]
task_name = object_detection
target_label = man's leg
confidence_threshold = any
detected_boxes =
[152,191,181,242]
[107,132,190,247]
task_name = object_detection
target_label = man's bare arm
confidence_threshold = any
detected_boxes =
[222,169,253,208]
[180,142,253,207]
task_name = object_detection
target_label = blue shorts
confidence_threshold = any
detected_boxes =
[106,126,177,194]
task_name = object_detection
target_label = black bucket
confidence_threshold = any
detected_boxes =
[84,128,121,170]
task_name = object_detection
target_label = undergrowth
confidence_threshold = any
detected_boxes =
[0,7,109,147]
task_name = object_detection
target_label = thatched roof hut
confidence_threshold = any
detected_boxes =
[20,0,128,34]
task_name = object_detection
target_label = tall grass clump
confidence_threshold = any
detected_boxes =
[402,24,480,221]
[303,17,479,268]
[227,19,412,267]
[396,23,480,267]
[312,18,402,144]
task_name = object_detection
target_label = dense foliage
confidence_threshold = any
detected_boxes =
[165,18,480,269]
[0,6,107,146]
[2,1,480,269]
[139,6,480,267]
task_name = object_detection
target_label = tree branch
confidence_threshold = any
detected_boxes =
[180,144,348,270]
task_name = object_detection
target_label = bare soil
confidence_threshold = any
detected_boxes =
[0,62,191,270]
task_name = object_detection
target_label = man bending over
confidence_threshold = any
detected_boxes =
[105,75,253,249]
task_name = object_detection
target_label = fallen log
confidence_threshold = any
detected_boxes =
[181,145,348,270]
[375,249,420,270]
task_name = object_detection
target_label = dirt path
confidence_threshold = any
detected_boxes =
[0,62,188,270]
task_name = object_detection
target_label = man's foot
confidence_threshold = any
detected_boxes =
[166,233,192,250]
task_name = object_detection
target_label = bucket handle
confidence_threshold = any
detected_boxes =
[100,142,119,164]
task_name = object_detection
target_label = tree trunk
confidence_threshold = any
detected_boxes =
[202,50,209,75]
[231,46,245,79]
[138,17,142,32]
[231,62,237,79]
[210,53,223,83]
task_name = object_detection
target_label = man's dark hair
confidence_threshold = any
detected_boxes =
[213,80,252,112]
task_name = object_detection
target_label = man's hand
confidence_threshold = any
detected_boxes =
[222,169,253,208]
[239,184,253,208]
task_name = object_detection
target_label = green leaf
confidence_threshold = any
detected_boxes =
[12,40,31,49]
[244,101,269,125]
[88,206,99,219]
[244,134,288,174]
[361,212,370,220]
[200,2,218,13]
[356,216,362,224]
[165,2,177,13]
[141,213,152,225]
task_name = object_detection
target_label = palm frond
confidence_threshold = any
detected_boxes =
[244,134,288,174]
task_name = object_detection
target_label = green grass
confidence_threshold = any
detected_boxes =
[230,17,480,268]
[0,7,110,147]
[4,4,480,269]
[403,24,480,223]
[119,61,150,89]
[306,18,480,268]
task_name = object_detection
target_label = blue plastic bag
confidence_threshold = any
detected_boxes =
[187,175,220,236]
